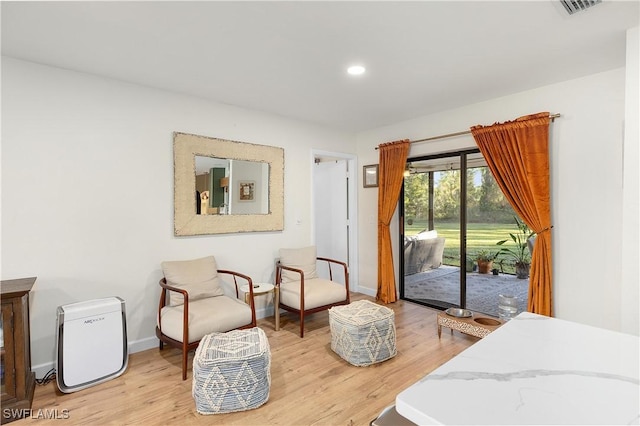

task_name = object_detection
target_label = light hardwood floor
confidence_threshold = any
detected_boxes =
[24,294,478,425]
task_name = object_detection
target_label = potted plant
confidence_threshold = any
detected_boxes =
[475,250,499,274]
[465,255,475,272]
[497,216,536,279]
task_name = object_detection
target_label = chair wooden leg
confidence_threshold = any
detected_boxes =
[182,353,188,380]
[182,342,188,380]
[299,311,304,338]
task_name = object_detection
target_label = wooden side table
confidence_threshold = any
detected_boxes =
[241,283,279,331]
[437,310,503,339]
[1,277,36,424]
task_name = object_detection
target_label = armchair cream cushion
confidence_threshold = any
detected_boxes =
[161,256,224,306]
[158,296,252,344]
[280,278,347,311]
[278,246,319,283]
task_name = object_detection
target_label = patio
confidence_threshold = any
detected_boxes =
[403,265,529,317]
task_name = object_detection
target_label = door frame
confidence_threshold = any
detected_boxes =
[311,149,359,293]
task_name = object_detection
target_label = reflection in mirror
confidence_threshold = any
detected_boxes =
[173,132,284,236]
[195,156,228,215]
[195,157,269,215]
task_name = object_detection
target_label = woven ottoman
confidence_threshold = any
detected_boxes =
[329,300,397,366]
[192,327,271,414]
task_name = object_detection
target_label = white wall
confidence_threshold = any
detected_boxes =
[356,65,638,335]
[1,57,356,374]
[621,26,639,336]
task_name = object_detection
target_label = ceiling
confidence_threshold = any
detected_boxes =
[2,1,638,132]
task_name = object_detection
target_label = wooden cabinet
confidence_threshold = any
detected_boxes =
[1,277,36,424]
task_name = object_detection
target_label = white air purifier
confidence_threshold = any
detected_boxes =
[56,297,128,393]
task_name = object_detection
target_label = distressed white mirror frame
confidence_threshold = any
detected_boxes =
[173,132,284,235]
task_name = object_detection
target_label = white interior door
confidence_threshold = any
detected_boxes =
[313,160,348,285]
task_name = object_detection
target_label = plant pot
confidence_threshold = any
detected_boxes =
[477,260,493,274]
[515,262,530,279]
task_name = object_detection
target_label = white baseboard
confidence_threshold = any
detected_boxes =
[33,362,57,380]
[357,286,376,297]
[128,336,159,354]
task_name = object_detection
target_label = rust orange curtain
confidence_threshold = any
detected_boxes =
[377,139,411,304]
[470,112,553,316]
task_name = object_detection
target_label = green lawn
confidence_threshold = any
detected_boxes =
[405,220,520,274]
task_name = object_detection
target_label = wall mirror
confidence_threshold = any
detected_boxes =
[173,132,284,235]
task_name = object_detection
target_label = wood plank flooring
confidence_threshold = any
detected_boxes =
[24,294,478,425]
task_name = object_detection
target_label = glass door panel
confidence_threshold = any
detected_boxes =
[1,302,16,400]
[402,154,463,310]
[464,152,528,316]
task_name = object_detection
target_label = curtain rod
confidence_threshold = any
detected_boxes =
[375,113,561,150]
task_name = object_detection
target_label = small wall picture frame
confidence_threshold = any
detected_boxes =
[238,181,255,201]
[363,164,379,188]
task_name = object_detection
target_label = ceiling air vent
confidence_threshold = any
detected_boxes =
[560,0,602,15]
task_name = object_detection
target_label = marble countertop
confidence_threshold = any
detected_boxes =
[396,312,639,425]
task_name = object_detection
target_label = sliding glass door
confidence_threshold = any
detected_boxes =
[400,150,528,316]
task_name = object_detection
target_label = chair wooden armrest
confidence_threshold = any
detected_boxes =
[159,278,188,298]
[218,269,256,325]
[158,278,190,316]
[275,262,314,302]
[275,262,306,286]
[157,278,193,356]
[217,269,254,299]
[317,257,349,290]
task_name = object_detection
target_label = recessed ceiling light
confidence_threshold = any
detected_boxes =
[347,65,366,76]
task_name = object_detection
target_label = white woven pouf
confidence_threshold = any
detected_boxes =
[192,327,271,414]
[329,300,397,366]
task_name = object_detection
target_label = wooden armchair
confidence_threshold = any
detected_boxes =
[275,246,349,337]
[156,256,256,380]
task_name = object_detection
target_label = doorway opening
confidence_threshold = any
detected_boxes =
[311,150,358,291]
